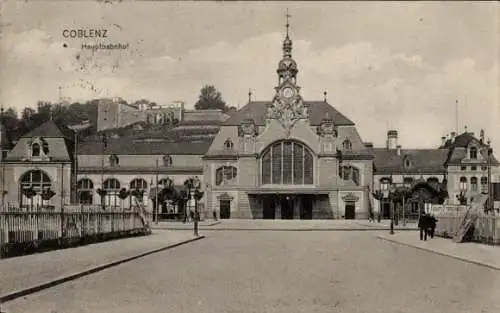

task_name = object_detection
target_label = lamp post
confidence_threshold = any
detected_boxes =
[389,185,396,235]
[487,142,494,215]
[155,159,159,224]
[185,177,202,237]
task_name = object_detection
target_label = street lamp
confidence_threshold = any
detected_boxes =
[184,177,203,237]
[389,184,396,235]
[487,141,494,215]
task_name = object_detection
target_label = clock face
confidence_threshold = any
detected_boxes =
[281,87,294,99]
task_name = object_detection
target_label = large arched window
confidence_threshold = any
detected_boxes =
[20,170,52,208]
[216,166,237,186]
[78,178,94,204]
[261,140,314,185]
[103,178,121,208]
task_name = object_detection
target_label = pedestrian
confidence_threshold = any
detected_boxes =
[213,210,218,221]
[429,214,437,239]
[418,213,428,241]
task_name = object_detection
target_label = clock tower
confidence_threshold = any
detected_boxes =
[266,10,309,134]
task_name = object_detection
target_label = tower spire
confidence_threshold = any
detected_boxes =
[285,8,291,38]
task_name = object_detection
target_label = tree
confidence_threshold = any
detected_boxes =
[194,85,227,111]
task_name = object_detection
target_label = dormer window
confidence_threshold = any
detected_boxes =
[163,154,173,167]
[109,154,119,166]
[224,138,234,150]
[42,141,49,154]
[32,143,41,157]
[470,147,477,159]
[403,156,412,169]
[342,138,352,151]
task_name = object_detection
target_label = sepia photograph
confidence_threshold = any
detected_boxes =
[0,1,499,312]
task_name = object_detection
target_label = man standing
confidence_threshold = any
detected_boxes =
[429,214,437,239]
[418,213,428,241]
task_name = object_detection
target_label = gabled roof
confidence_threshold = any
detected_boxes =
[223,101,355,126]
[373,148,448,174]
[21,120,74,141]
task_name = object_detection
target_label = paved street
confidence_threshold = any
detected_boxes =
[4,231,500,313]
[0,230,197,299]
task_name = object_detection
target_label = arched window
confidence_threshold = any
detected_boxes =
[342,139,352,151]
[470,177,478,191]
[32,143,41,157]
[380,177,391,191]
[215,166,237,186]
[158,178,173,188]
[42,140,49,154]
[459,177,467,192]
[78,178,94,204]
[109,154,119,166]
[481,176,488,193]
[130,178,148,190]
[341,166,360,186]
[224,138,234,150]
[163,155,173,167]
[20,170,52,208]
[261,140,314,185]
[130,178,148,206]
[403,177,414,188]
[470,147,478,159]
[103,178,121,208]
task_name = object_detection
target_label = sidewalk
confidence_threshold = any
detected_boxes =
[152,219,418,231]
[0,230,204,302]
[377,231,500,271]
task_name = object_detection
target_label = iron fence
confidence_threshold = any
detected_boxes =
[0,204,153,257]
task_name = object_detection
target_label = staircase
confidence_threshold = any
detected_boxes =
[452,194,488,243]
[134,197,152,230]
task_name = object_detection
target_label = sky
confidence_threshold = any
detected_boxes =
[0,1,498,152]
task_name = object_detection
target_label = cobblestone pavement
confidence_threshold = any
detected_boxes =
[3,231,500,313]
[0,230,196,299]
[378,231,500,270]
[153,219,418,231]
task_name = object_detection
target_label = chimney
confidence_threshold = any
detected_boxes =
[396,145,402,156]
[441,136,446,146]
[480,129,485,144]
[387,130,398,150]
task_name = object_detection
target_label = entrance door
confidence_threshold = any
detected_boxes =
[220,200,231,219]
[345,202,356,219]
[280,196,294,219]
[262,196,275,219]
[300,196,313,219]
